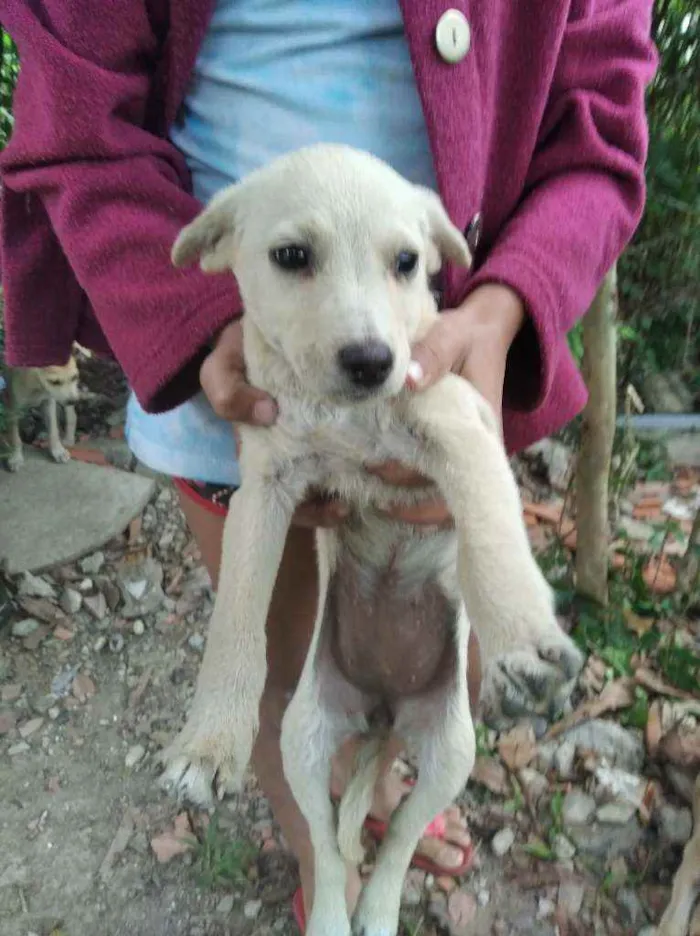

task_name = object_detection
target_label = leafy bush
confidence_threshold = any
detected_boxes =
[618,1,700,404]
[0,29,18,151]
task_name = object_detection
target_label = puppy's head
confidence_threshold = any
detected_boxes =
[37,357,80,403]
[173,145,471,402]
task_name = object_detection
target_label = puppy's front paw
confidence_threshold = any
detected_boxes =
[159,713,256,807]
[6,450,24,472]
[480,629,584,730]
[50,444,71,464]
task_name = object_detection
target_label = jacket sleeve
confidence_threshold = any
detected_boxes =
[0,1,242,413]
[464,0,657,411]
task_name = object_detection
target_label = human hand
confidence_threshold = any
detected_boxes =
[201,321,350,528]
[369,284,525,526]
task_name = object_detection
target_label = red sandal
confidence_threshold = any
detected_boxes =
[292,887,306,933]
[363,808,475,877]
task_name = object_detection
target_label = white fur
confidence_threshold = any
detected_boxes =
[160,145,583,936]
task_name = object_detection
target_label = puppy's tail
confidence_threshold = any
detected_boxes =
[336,736,385,865]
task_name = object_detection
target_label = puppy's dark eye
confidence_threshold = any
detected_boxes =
[271,245,311,271]
[395,250,418,277]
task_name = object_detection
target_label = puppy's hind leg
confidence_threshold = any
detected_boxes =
[281,530,361,936]
[352,607,475,936]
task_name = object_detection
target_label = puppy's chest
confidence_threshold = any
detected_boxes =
[276,400,421,492]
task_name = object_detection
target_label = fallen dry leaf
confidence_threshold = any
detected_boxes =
[645,700,663,758]
[659,724,700,768]
[471,756,510,796]
[544,678,635,741]
[643,556,677,595]
[523,501,564,525]
[53,625,74,641]
[498,723,537,771]
[635,667,698,701]
[624,609,655,638]
[72,673,96,703]
[150,812,195,864]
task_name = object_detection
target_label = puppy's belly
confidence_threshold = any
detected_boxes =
[328,551,458,699]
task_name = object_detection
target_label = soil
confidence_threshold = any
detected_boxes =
[1,356,690,936]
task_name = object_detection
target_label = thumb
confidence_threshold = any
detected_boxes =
[406,319,459,391]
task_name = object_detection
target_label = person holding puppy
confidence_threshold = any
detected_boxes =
[1,0,656,928]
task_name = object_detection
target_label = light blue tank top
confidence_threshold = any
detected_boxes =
[126,0,437,484]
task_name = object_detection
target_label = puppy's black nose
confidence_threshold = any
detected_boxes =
[337,341,394,389]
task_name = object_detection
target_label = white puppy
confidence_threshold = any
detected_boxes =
[160,144,583,936]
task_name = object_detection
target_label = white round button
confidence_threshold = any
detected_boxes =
[435,9,471,64]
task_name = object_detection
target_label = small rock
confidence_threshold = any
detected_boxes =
[118,558,165,618]
[19,717,44,739]
[562,790,596,826]
[94,636,107,652]
[12,618,40,638]
[125,744,145,768]
[657,802,693,845]
[23,624,50,650]
[552,833,576,861]
[447,889,477,935]
[554,739,576,779]
[83,592,108,621]
[243,899,261,920]
[596,801,637,825]
[109,633,125,653]
[8,741,30,756]
[537,896,555,919]
[0,712,17,735]
[558,881,585,916]
[617,887,647,928]
[519,767,548,802]
[132,619,145,636]
[48,707,60,720]
[18,572,55,599]
[1,684,22,703]
[51,665,79,698]
[216,896,234,915]
[568,818,644,858]
[491,827,515,857]
[559,720,645,773]
[78,577,94,593]
[80,552,105,575]
[188,633,205,652]
[477,889,490,907]
[402,869,426,907]
[59,588,82,615]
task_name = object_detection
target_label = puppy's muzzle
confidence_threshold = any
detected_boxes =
[337,341,394,390]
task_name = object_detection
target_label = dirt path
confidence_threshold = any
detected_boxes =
[2,372,695,935]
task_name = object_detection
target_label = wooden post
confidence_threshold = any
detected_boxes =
[575,266,618,606]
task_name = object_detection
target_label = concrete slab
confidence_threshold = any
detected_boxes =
[0,449,156,574]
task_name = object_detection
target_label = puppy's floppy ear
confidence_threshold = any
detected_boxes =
[416,187,472,271]
[171,184,241,273]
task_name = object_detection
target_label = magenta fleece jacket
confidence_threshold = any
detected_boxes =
[0,0,657,453]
